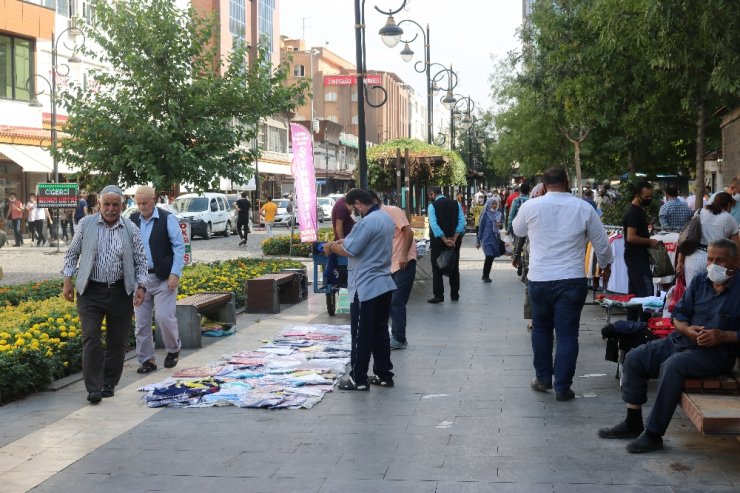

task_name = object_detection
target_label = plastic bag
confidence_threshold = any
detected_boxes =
[502,234,514,255]
[436,248,457,275]
[666,275,686,313]
[336,288,350,314]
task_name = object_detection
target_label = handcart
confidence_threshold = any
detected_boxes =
[313,251,348,316]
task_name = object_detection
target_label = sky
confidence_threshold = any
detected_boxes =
[279,0,523,116]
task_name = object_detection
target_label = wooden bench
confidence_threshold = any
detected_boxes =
[155,292,236,349]
[680,368,740,435]
[245,272,301,314]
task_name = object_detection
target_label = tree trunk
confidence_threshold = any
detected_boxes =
[574,140,582,197]
[695,98,706,211]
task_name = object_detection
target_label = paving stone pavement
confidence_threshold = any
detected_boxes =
[1,236,739,493]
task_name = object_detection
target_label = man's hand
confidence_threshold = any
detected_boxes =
[399,254,409,270]
[685,325,705,342]
[649,238,661,248]
[63,278,75,303]
[167,274,179,292]
[696,328,724,347]
[476,242,481,250]
[600,264,612,284]
[134,288,145,307]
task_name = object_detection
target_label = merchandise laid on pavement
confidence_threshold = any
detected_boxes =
[138,324,350,409]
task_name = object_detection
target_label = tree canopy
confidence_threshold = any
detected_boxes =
[486,0,739,186]
[366,138,467,191]
[57,0,308,192]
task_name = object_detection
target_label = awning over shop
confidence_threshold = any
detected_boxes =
[256,162,292,176]
[219,176,256,191]
[0,144,76,174]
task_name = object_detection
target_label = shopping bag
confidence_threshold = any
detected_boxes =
[435,248,457,275]
[336,288,350,314]
[648,244,675,278]
[666,275,686,313]
[677,215,702,255]
[502,234,514,255]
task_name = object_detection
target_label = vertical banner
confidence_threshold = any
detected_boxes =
[290,123,318,242]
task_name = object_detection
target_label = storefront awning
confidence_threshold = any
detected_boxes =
[0,144,76,174]
[255,162,292,176]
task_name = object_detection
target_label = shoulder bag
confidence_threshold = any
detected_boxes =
[647,244,675,278]
[676,214,702,256]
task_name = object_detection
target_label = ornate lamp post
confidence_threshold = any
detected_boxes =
[354,0,408,188]
[27,27,85,248]
[381,18,458,145]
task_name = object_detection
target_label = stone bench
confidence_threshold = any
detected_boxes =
[155,292,236,349]
[245,273,301,314]
[680,368,740,435]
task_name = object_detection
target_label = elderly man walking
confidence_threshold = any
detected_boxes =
[513,167,613,401]
[323,189,396,390]
[130,186,186,373]
[62,185,149,404]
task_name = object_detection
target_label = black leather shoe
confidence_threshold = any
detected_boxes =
[451,295,459,301]
[481,277,492,283]
[598,420,643,439]
[427,297,444,304]
[555,389,576,401]
[137,360,158,374]
[101,385,115,398]
[626,431,663,453]
[530,377,552,392]
[87,391,102,404]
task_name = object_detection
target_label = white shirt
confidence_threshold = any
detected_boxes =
[513,192,613,282]
[30,203,46,221]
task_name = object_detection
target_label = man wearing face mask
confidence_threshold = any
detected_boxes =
[598,239,740,453]
[622,181,661,321]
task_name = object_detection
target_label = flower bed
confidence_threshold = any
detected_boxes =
[0,257,304,403]
[261,228,334,257]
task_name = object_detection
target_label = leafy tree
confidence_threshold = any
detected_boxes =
[592,0,740,208]
[57,0,308,192]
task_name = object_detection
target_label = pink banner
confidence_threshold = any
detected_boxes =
[290,123,318,242]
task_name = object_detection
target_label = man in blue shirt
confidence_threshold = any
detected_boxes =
[659,185,693,232]
[598,238,740,453]
[427,187,466,303]
[131,186,186,374]
[323,189,396,390]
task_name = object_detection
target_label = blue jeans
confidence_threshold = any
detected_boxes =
[390,260,416,342]
[10,218,23,245]
[528,278,588,393]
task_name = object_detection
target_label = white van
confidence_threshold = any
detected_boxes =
[172,192,232,239]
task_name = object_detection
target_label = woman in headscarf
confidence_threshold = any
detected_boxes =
[476,197,503,282]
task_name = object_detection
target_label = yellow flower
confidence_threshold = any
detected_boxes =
[56,318,65,324]
[15,338,25,346]
[61,332,68,338]
[63,361,69,367]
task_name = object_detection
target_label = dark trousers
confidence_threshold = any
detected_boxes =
[528,277,588,393]
[430,236,462,299]
[33,219,46,245]
[390,261,416,342]
[349,291,394,383]
[237,218,249,240]
[625,254,653,321]
[77,283,134,392]
[10,218,23,245]
[61,219,73,239]
[27,221,37,242]
[621,333,736,436]
[483,256,494,279]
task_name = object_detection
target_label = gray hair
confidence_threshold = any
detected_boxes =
[710,238,738,258]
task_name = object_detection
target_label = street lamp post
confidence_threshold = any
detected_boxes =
[354,0,408,188]
[27,27,85,249]
[382,19,459,146]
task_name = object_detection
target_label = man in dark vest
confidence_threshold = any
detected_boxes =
[131,186,186,373]
[427,186,466,303]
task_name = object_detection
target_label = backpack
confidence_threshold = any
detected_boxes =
[676,213,702,255]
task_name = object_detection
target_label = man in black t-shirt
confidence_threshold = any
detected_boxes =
[235,192,252,246]
[622,181,660,320]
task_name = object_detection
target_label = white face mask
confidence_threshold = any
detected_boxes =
[707,263,731,284]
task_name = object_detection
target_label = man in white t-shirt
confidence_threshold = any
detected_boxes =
[513,167,613,402]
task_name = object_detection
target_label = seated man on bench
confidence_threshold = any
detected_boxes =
[598,238,740,453]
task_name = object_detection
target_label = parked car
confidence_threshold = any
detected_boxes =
[317,197,336,219]
[268,198,325,227]
[171,192,232,239]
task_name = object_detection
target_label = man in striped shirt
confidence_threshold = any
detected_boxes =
[62,185,149,404]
